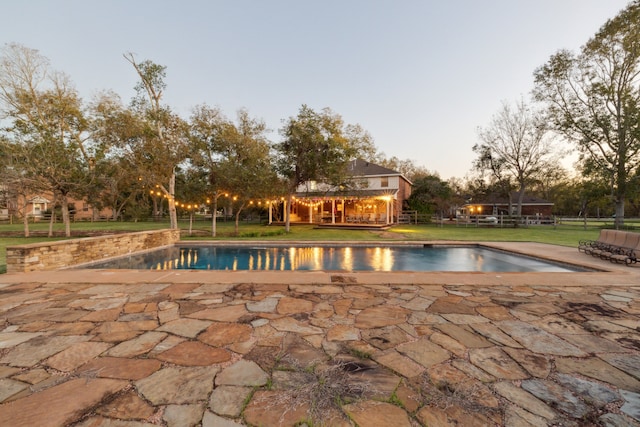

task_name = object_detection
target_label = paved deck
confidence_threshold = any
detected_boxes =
[0,242,639,426]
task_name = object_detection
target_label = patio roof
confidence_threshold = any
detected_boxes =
[293,189,398,199]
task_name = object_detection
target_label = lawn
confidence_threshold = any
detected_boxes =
[0,219,603,274]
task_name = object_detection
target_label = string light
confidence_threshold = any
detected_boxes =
[145,182,393,213]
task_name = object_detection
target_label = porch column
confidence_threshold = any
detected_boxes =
[268,201,272,224]
[331,199,336,224]
[386,199,391,224]
[309,204,313,224]
[341,199,345,223]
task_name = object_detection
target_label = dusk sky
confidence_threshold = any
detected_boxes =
[2,0,631,179]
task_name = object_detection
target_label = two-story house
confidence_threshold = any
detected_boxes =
[278,159,412,225]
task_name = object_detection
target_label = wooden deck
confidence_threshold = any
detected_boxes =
[270,221,391,230]
[314,222,391,230]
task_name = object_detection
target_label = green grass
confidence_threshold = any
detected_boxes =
[390,224,600,247]
[0,219,605,274]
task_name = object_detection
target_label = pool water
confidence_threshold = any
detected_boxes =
[84,245,585,272]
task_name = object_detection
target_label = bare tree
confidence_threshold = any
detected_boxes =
[123,53,188,229]
[473,98,562,215]
[0,43,94,237]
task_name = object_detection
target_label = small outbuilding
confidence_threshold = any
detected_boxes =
[460,193,554,218]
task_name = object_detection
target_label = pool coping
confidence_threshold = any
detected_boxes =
[1,240,638,287]
[78,240,596,273]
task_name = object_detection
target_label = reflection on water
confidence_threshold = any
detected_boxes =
[148,246,396,271]
[87,245,584,273]
[471,250,485,271]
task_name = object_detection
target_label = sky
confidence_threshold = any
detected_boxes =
[2,0,631,180]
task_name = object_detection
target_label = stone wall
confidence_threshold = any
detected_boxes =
[6,229,181,273]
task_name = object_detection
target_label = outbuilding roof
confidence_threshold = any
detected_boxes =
[464,193,553,206]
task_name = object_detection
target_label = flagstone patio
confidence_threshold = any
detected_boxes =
[0,242,639,426]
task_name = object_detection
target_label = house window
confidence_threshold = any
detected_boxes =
[380,177,388,188]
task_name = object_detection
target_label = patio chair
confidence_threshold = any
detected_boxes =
[598,231,637,260]
[579,229,613,254]
[588,230,627,258]
[609,232,640,265]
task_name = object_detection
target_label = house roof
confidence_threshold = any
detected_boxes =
[29,196,51,204]
[348,159,400,177]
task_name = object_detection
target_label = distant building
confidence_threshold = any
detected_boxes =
[460,193,554,217]
[0,189,113,221]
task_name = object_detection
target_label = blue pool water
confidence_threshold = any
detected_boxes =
[84,245,585,272]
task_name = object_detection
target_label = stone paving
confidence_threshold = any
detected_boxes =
[0,242,639,426]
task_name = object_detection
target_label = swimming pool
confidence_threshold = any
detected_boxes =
[84,244,586,272]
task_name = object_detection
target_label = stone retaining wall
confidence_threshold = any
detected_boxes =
[6,229,181,273]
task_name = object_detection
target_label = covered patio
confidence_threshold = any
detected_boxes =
[268,190,399,226]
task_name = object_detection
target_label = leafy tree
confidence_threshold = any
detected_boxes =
[528,164,569,202]
[626,169,640,216]
[446,177,468,218]
[174,166,209,235]
[0,43,95,237]
[406,173,453,218]
[577,178,614,219]
[123,53,188,229]
[343,123,377,162]
[473,98,561,215]
[188,104,238,236]
[216,109,281,235]
[374,156,430,183]
[471,143,513,210]
[89,91,147,221]
[533,1,640,227]
[0,136,42,235]
[275,105,366,232]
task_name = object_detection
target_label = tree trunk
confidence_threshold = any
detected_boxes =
[48,210,55,237]
[152,196,159,220]
[234,202,246,236]
[614,141,627,229]
[168,170,178,229]
[516,184,526,216]
[285,193,292,233]
[61,195,71,237]
[21,195,30,238]
[211,198,218,237]
[614,198,625,229]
